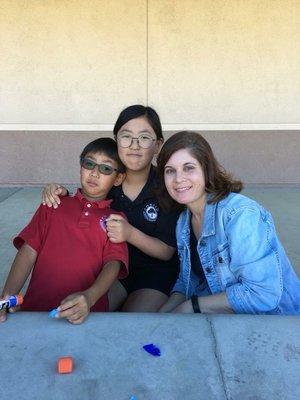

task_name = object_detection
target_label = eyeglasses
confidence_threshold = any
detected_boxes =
[117,134,156,149]
[81,158,119,175]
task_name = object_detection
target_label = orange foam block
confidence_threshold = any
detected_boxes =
[57,356,73,374]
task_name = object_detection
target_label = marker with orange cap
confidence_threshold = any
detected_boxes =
[0,295,23,311]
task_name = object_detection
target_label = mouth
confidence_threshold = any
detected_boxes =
[175,186,191,193]
[86,180,98,188]
[126,153,142,157]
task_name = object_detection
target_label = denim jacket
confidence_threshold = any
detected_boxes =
[173,193,300,315]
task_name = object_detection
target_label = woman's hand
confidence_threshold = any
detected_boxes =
[42,183,68,208]
[57,292,91,324]
[106,214,133,243]
[173,299,194,313]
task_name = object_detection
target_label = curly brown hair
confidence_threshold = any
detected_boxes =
[156,131,243,212]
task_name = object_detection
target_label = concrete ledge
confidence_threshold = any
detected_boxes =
[1,312,299,400]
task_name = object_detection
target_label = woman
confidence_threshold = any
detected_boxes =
[156,131,300,314]
[42,105,179,312]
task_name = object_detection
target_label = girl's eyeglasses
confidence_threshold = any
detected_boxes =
[117,134,156,149]
[81,158,119,175]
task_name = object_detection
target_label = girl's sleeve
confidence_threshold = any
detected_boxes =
[224,206,283,314]
[154,210,179,248]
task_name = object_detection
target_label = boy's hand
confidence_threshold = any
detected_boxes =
[106,214,133,243]
[0,299,7,322]
[57,292,91,324]
[0,294,20,323]
[42,183,68,209]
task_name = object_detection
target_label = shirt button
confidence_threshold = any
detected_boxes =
[87,203,91,208]
[85,212,89,216]
[205,267,211,273]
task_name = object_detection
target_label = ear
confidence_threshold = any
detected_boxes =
[154,138,164,155]
[113,172,126,187]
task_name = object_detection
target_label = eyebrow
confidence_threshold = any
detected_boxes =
[119,129,153,135]
[164,162,197,168]
[85,156,114,165]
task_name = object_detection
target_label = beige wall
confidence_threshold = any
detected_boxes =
[149,0,300,124]
[0,0,299,185]
[0,0,147,124]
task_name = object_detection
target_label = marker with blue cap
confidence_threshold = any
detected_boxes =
[49,308,59,318]
[0,295,23,311]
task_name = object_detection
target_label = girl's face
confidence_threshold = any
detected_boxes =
[164,148,206,208]
[116,116,162,172]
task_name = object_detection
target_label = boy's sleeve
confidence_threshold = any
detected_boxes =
[13,204,51,253]
[102,211,129,279]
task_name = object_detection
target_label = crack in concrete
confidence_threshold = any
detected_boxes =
[206,315,231,400]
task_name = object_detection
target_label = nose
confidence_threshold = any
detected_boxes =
[174,170,185,182]
[89,166,99,177]
[129,137,140,149]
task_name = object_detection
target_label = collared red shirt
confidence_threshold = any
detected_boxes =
[14,189,128,312]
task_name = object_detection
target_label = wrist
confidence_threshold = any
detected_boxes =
[83,289,95,309]
[191,295,201,313]
[127,224,136,243]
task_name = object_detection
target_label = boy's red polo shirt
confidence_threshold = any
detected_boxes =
[14,189,128,312]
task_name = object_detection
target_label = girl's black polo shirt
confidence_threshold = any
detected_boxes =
[108,166,179,275]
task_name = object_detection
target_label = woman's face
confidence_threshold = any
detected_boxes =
[116,116,162,172]
[163,148,206,208]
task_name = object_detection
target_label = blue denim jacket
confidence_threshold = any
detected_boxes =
[172,193,300,314]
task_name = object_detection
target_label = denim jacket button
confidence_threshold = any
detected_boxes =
[200,240,206,246]
[205,267,211,273]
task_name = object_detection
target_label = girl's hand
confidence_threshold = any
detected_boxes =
[42,183,68,209]
[57,292,91,324]
[106,214,133,243]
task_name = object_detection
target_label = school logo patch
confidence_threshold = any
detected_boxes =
[99,215,108,232]
[143,203,159,222]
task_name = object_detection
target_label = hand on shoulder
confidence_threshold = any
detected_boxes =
[41,183,68,208]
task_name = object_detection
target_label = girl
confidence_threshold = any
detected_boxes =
[42,105,179,312]
[156,131,300,314]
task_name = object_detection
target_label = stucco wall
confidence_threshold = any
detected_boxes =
[0,0,299,185]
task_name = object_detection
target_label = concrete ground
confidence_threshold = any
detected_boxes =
[0,187,300,400]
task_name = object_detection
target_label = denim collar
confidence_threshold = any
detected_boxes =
[181,196,217,239]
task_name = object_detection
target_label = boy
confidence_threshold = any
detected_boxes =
[0,138,128,324]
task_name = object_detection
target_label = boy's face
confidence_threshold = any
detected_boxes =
[80,152,124,201]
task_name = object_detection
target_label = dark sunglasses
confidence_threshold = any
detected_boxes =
[81,158,119,175]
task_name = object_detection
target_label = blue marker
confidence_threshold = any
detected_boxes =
[49,308,59,318]
[0,295,23,311]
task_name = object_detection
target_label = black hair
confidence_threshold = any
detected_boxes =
[80,137,125,173]
[113,105,163,140]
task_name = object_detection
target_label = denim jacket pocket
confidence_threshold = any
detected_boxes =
[212,245,234,288]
